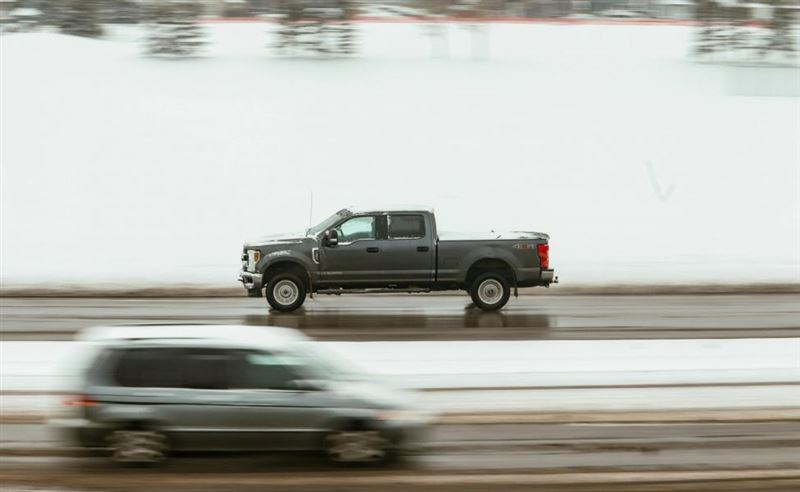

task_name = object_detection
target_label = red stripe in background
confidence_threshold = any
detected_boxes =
[201,16,700,26]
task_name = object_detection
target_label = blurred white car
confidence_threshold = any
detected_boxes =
[52,324,433,465]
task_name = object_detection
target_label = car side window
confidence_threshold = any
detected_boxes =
[112,347,237,390]
[180,349,237,390]
[388,214,425,239]
[112,348,184,388]
[336,216,376,243]
[232,352,299,390]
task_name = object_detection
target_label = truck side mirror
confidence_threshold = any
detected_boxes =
[325,229,339,247]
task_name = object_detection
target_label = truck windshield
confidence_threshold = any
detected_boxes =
[307,210,348,236]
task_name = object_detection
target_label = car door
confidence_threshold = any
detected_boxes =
[229,351,334,451]
[319,215,384,285]
[162,348,256,451]
[105,347,250,452]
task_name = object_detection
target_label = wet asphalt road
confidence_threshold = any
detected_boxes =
[1,294,799,341]
[2,295,800,489]
[1,421,800,490]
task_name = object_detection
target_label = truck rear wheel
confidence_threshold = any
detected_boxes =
[470,272,511,311]
[265,272,306,312]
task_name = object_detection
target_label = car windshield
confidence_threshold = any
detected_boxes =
[306,210,349,236]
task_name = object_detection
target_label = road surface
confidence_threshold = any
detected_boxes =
[1,295,799,489]
[1,421,799,491]
[2,294,799,341]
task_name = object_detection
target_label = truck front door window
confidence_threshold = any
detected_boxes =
[336,216,376,244]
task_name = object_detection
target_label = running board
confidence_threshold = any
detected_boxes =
[316,287,432,295]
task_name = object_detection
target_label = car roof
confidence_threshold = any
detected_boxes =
[78,324,308,350]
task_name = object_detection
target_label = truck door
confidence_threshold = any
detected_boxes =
[377,213,435,284]
[318,215,384,285]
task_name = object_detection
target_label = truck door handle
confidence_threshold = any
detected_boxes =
[417,246,430,252]
[366,247,380,253]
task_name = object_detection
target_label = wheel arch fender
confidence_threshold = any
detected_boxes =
[260,256,314,290]
[460,248,521,285]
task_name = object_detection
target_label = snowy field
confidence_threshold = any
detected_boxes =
[2,22,799,287]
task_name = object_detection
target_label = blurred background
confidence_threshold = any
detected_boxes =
[1,0,799,288]
[1,2,800,491]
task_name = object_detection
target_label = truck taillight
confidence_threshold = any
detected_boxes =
[537,243,549,270]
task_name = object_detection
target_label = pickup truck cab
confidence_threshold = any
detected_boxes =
[239,206,556,312]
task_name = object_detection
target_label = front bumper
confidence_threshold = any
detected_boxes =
[238,270,264,295]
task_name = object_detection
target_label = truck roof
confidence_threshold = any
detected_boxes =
[347,204,434,215]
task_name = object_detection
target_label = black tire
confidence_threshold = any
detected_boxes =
[107,428,168,466]
[265,272,306,312]
[469,272,511,311]
[324,426,390,465]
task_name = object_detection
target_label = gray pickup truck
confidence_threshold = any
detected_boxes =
[239,206,556,312]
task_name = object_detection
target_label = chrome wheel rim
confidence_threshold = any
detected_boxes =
[273,279,299,306]
[477,278,504,305]
[108,430,167,464]
[326,430,387,463]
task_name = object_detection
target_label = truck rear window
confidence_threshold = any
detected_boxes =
[388,215,425,239]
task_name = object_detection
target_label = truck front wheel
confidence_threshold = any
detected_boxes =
[265,272,307,312]
[470,272,511,311]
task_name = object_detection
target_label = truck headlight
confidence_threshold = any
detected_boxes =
[247,250,261,272]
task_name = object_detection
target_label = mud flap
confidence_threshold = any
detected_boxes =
[512,271,519,298]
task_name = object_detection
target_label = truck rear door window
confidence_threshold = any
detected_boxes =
[388,214,425,239]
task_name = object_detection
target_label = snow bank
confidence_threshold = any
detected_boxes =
[2,337,798,391]
[2,24,798,286]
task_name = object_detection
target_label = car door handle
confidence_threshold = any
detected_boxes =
[366,247,380,253]
[417,246,430,252]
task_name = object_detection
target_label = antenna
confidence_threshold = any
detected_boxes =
[308,191,314,229]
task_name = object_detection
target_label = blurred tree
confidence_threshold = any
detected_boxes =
[274,0,359,56]
[145,0,206,56]
[719,4,750,53]
[101,0,143,24]
[693,0,719,54]
[53,0,103,37]
[223,0,252,17]
[410,0,501,58]
[694,0,759,56]
[763,0,796,57]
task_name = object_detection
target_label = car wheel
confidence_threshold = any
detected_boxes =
[108,429,168,465]
[265,272,306,312]
[325,429,389,464]
[470,272,511,311]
